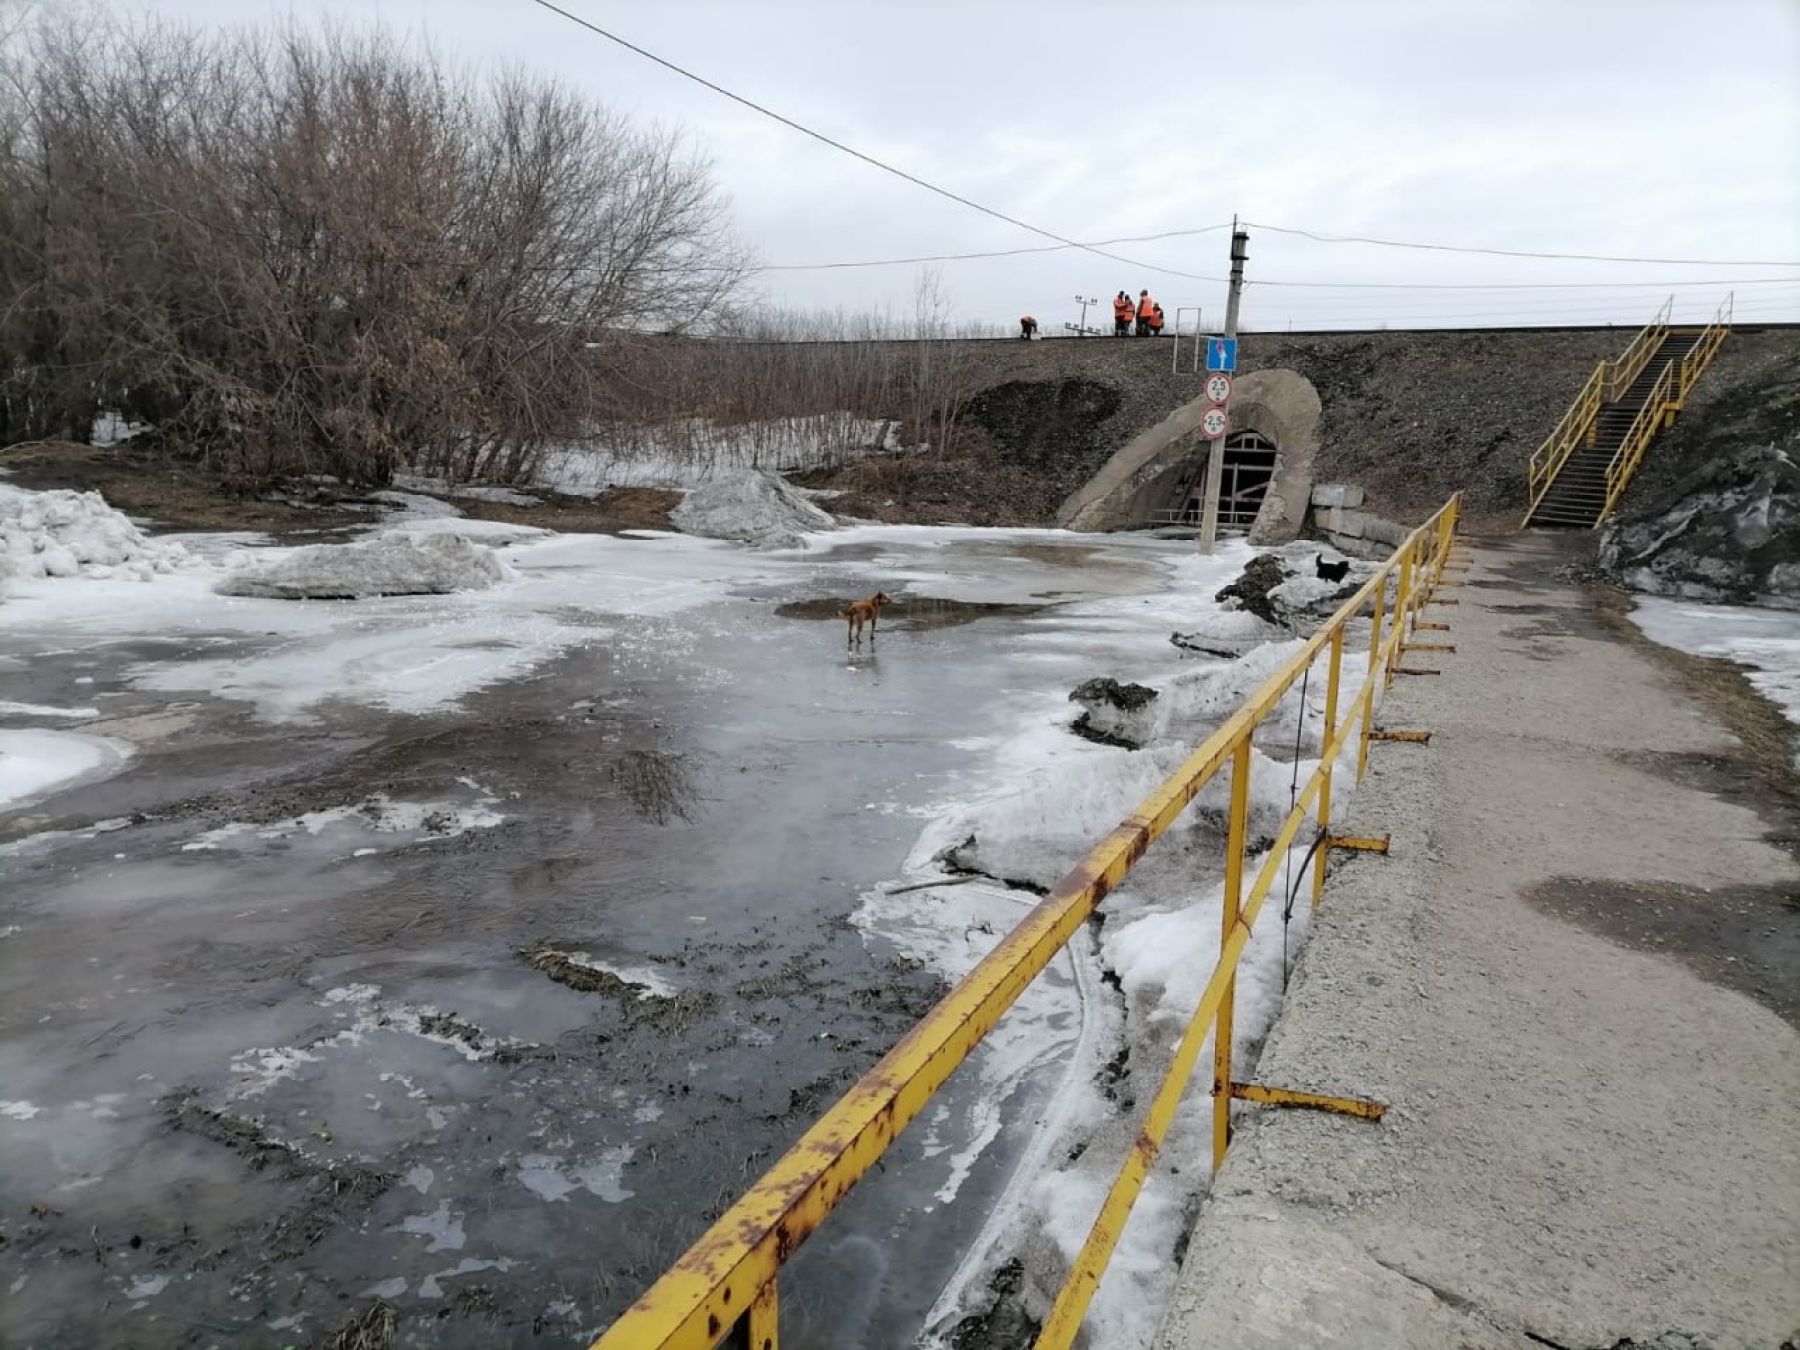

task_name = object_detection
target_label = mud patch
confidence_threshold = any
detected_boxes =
[1523,876,1800,1025]
[325,1299,398,1350]
[609,749,701,825]
[166,1094,396,1260]
[1591,586,1800,845]
[522,942,719,1034]
[774,595,1044,631]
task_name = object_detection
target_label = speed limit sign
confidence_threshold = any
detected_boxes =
[1204,372,1232,405]
[1201,406,1229,439]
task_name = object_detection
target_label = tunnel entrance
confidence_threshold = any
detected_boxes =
[1152,431,1278,531]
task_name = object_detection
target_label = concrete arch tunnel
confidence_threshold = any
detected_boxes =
[1055,368,1322,542]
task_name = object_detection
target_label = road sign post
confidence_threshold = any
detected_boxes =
[1198,223,1249,554]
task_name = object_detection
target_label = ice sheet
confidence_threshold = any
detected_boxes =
[0,729,133,811]
[1633,596,1800,731]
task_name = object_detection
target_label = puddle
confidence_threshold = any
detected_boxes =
[774,595,1045,631]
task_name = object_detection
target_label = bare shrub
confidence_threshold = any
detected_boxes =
[567,268,996,485]
[0,12,747,483]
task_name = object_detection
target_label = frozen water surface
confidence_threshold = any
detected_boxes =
[1,484,1373,1347]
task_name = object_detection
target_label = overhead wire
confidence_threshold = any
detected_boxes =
[755,225,1232,272]
[521,0,1227,283]
[522,0,1796,321]
[1242,221,1800,269]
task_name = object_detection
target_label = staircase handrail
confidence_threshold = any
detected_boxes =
[1674,291,1732,405]
[1600,358,1677,521]
[1599,294,1673,399]
[1522,297,1673,525]
[1524,363,1607,521]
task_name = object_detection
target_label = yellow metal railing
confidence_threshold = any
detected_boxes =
[1598,292,1732,522]
[593,495,1465,1350]
[1600,293,1674,400]
[1523,296,1672,525]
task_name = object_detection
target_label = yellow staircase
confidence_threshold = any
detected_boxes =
[1523,294,1733,528]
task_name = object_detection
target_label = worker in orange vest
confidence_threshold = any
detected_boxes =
[1019,314,1038,340]
[1136,290,1156,337]
[1112,291,1134,337]
[1150,303,1165,336]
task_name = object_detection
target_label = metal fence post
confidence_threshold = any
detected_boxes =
[725,1279,779,1350]
[1386,554,1411,687]
[1212,738,1252,1173]
[1312,627,1345,908]
[1359,583,1384,781]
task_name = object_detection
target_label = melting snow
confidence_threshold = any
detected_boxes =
[396,1201,465,1253]
[516,1147,635,1204]
[0,701,98,719]
[0,483,189,583]
[1633,597,1800,734]
[181,789,505,854]
[0,728,133,811]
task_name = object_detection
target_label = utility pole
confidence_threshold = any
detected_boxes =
[1075,295,1098,335]
[1197,220,1249,554]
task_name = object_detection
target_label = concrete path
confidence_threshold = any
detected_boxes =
[1154,535,1800,1350]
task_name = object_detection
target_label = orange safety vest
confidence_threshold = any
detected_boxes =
[1149,307,1164,330]
[1113,296,1134,320]
[1137,295,1156,320]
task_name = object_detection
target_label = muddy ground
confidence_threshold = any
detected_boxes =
[0,525,1181,1349]
[0,440,679,539]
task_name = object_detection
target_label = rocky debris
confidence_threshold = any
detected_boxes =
[216,530,507,599]
[1215,549,1373,634]
[1214,553,1291,625]
[1069,677,1159,748]
[1601,442,1799,608]
[0,482,190,584]
[669,468,836,548]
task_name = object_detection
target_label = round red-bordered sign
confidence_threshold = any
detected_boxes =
[1201,406,1229,439]
[1204,373,1232,405]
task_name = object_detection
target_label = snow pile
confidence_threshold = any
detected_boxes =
[1632,597,1800,736]
[669,469,837,549]
[0,483,189,584]
[868,578,1386,1347]
[379,514,551,547]
[216,531,509,599]
[1170,606,1285,657]
[0,728,134,811]
[1211,545,1379,635]
[535,413,903,494]
[389,473,541,507]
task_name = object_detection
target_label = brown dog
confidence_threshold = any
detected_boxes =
[845,592,890,648]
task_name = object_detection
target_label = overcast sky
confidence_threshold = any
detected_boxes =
[134,0,1800,332]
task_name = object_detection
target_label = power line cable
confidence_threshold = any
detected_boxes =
[522,0,1227,282]
[1244,221,1800,269]
[756,224,1232,272]
[1252,274,1800,291]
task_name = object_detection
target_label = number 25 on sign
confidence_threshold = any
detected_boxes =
[1204,373,1231,405]
[1201,405,1229,439]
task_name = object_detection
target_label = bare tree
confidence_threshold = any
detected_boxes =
[0,12,750,483]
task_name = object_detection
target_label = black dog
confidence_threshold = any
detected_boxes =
[1314,553,1351,583]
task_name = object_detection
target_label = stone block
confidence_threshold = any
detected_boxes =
[1361,515,1410,547]
[1312,482,1365,509]
[1315,506,1366,538]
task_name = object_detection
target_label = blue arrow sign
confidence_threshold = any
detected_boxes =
[1205,336,1238,373]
